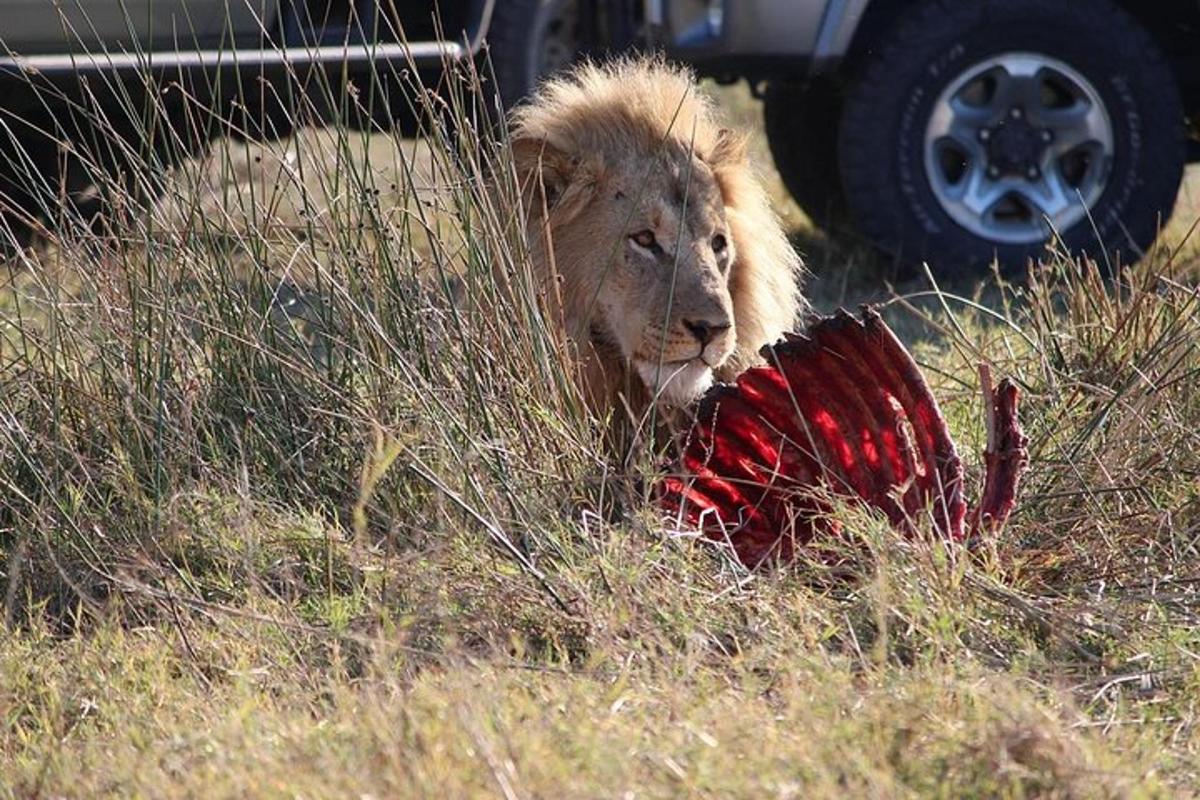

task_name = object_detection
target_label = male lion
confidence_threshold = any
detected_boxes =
[510,57,805,414]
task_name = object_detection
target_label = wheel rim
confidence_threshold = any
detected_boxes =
[923,52,1114,246]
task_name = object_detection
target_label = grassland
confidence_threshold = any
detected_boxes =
[2,69,1200,799]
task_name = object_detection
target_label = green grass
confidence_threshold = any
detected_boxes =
[2,58,1200,798]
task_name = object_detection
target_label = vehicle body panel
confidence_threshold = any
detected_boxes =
[0,0,275,53]
[662,0,826,56]
[0,0,494,79]
[0,0,869,77]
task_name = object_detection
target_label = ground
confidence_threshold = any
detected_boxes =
[1,75,1199,799]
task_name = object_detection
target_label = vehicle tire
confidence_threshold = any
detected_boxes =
[0,106,126,245]
[838,0,1186,275]
[0,127,57,248]
[485,0,583,112]
[762,78,849,232]
[0,97,203,246]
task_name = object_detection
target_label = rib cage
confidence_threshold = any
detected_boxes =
[657,308,1027,568]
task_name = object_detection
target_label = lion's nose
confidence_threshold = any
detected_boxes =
[683,318,732,347]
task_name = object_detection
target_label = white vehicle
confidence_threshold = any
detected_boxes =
[0,1,1191,271]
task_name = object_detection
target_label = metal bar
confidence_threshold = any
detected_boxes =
[0,40,465,75]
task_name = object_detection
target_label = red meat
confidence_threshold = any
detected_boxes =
[658,308,1028,568]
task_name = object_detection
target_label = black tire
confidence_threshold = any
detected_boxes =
[0,127,57,248]
[838,0,1186,274]
[0,105,131,245]
[485,0,583,113]
[0,93,207,247]
[762,79,849,232]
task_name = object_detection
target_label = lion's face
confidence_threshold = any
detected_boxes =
[591,156,736,405]
[511,59,804,416]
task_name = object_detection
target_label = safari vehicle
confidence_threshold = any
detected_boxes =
[0,0,1194,271]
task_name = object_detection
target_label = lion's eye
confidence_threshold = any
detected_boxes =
[630,230,658,251]
[712,233,728,254]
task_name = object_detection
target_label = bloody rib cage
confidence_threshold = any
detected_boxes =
[657,307,1028,569]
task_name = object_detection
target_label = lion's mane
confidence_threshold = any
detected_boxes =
[509,57,806,409]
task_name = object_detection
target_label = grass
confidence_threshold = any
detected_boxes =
[2,51,1200,798]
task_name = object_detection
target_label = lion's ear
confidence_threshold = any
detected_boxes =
[706,128,749,168]
[511,135,579,212]
[705,128,751,207]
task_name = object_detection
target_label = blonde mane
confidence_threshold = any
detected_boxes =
[510,57,806,410]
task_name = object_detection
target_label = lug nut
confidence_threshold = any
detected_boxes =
[1026,166,1040,180]
[978,128,991,142]
[1041,129,1054,143]
[1010,107,1023,119]
[987,165,1001,178]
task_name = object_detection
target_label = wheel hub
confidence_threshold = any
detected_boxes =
[923,52,1114,245]
[982,110,1049,177]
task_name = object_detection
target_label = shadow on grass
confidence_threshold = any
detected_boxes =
[790,222,1020,347]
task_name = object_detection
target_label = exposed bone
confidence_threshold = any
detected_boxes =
[658,307,1027,569]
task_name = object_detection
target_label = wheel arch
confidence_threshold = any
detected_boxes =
[823,0,917,76]
[833,0,1200,120]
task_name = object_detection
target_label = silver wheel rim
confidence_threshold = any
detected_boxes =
[923,52,1114,245]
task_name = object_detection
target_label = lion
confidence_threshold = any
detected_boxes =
[509,57,805,416]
